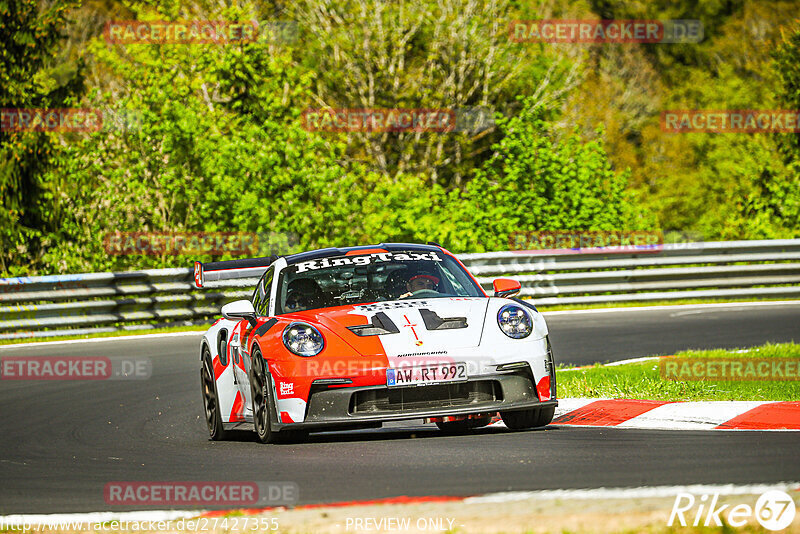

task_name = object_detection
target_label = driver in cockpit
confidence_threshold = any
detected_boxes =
[398,270,440,299]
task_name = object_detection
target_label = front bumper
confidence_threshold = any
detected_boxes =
[271,369,557,431]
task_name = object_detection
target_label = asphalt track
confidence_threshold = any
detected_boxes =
[1,303,798,514]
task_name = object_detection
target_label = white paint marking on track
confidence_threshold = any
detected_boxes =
[463,482,800,504]
[541,300,800,317]
[617,401,766,430]
[558,356,660,372]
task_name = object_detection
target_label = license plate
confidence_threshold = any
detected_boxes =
[386,363,468,387]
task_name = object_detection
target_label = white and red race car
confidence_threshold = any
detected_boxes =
[197,243,556,443]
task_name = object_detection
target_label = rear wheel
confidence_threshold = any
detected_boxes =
[250,351,308,444]
[436,415,493,433]
[201,347,229,441]
[500,406,555,430]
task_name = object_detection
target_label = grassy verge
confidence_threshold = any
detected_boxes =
[0,324,204,346]
[557,342,800,401]
[536,296,800,312]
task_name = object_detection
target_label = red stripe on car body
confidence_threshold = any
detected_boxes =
[213,355,225,381]
[229,391,244,422]
[536,376,550,401]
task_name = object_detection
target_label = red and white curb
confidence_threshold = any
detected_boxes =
[491,398,800,431]
[2,483,798,527]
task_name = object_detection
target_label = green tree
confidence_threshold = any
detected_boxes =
[440,98,652,252]
[291,0,582,187]
[774,21,800,168]
[0,0,83,274]
[38,2,382,273]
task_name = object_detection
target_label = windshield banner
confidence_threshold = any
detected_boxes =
[294,251,443,274]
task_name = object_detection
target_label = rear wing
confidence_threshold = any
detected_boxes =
[193,255,279,288]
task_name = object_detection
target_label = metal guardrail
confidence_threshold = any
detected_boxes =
[1,239,799,340]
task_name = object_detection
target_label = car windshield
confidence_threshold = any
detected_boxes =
[275,250,485,314]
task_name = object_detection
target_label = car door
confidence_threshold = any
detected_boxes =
[234,266,274,417]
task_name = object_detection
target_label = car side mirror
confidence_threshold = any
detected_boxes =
[221,300,257,327]
[493,278,521,298]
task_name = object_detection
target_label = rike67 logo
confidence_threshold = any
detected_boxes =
[669,490,796,531]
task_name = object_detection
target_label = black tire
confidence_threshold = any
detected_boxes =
[500,406,555,430]
[201,347,230,441]
[436,415,493,433]
[250,350,308,444]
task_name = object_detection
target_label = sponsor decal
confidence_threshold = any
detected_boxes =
[401,314,424,346]
[355,301,430,312]
[395,350,449,358]
[295,251,443,274]
[279,381,294,396]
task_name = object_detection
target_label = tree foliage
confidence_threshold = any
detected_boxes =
[0,0,83,274]
[3,0,800,276]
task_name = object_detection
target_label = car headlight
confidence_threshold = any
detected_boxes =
[497,304,533,339]
[282,322,324,357]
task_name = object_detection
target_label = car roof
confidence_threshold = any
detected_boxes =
[283,243,444,266]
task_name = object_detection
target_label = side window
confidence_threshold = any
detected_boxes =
[253,267,273,317]
[251,280,262,317]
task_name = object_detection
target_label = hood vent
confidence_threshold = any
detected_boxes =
[419,308,468,330]
[347,312,401,336]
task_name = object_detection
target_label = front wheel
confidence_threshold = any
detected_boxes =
[500,406,555,430]
[250,351,308,444]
